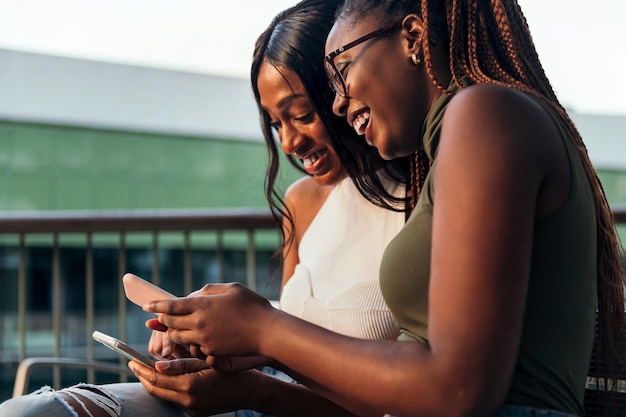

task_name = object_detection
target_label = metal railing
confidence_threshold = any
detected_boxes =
[0,208,279,393]
[0,206,624,397]
[613,205,626,224]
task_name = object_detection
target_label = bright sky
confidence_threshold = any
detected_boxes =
[1,0,625,116]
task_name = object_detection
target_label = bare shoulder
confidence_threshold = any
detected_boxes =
[448,84,554,131]
[442,83,562,166]
[437,83,570,216]
[284,176,335,241]
[284,176,330,210]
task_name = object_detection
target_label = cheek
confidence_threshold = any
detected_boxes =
[371,105,417,159]
[378,79,426,151]
[318,148,346,186]
[311,124,333,147]
[327,148,343,169]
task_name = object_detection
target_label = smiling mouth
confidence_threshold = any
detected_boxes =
[302,148,328,168]
[351,111,370,136]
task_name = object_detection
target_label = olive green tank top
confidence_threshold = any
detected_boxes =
[379,83,597,416]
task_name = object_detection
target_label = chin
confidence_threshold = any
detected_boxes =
[313,169,346,187]
[373,145,396,160]
[376,141,415,160]
[378,152,396,161]
[313,173,339,187]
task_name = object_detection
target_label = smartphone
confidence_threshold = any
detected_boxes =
[92,330,156,368]
[122,272,176,307]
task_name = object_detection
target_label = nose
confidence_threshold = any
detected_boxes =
[331,92,348,117]
[280,123,306,156]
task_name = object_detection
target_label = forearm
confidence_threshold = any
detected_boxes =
[245,369,360,417]
[258,310,435,416]
[272,365,383,417]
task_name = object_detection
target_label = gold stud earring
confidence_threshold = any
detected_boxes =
[411,53,421,66]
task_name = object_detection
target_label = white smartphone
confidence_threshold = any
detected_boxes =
[122,272,176,307]
[92,330,156,368]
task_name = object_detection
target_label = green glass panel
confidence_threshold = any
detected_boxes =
[174,182,216,208]
[53,130,94,179]
[54,178,93,210]
[6,175,52,210]
[90,133,137,180]
[0,126,15,173]
[91,179,134,209]
[0,177,8,210]
[135,183,177,209]
[13,126,54,176]
[131,136,175,183]
[597,168,626,205]
[0,120,304,211]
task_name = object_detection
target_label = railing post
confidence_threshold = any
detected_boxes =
[216,230,224,283]
[184,231,192,295]
[118,232,128,383]
[86,232,95,383]
[247,229,256,292]
[152,232,160,286]
[52,233,61,389]
[18,234,26,363]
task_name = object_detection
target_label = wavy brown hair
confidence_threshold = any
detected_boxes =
[336,0,626,413]
[251,0,411,275]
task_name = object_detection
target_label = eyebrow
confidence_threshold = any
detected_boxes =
[276,93,307,111]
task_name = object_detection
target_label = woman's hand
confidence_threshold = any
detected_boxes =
[143,283,278,358]
[130,358,362,417]
[146,317,207,360]
[146,322,193,359]
[129,358,261,417]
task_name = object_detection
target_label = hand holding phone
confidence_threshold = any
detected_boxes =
[92,331,156,368]
[123,273,178,355]
[122,272,176,307]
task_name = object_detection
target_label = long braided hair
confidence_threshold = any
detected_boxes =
[337,0,625,410]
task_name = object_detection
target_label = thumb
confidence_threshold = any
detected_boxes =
[155,358,210,375]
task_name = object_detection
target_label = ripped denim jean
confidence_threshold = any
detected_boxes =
[0,382,187,417]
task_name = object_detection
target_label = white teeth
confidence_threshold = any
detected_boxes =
[302,149,324,168]
[353,111,370,136]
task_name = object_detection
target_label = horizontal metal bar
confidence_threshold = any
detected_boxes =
[613,205,626,223]
[12,357,133,398]
[0,208,278,233]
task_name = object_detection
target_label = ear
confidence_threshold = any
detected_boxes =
[401,14,424,55]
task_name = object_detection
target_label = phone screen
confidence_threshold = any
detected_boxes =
[92,331,156,368]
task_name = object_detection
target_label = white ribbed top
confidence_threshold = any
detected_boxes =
[280,177,404,340]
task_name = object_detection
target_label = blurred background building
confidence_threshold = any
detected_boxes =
[0,48,297,211]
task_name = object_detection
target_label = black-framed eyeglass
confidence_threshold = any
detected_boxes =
[324,21,401,98]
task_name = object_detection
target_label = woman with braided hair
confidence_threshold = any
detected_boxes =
[141,1,626,416]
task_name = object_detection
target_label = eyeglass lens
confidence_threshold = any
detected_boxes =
[324,58,345,97]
